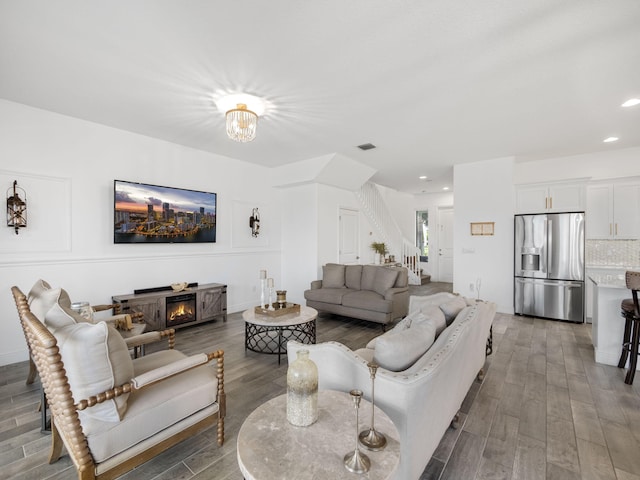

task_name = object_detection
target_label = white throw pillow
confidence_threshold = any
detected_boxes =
[45,299,89,332]
[414,305,447,337]
[439,296,467,325]
[54,322,134,422]
[373,321,436,372]
[28,282,72,321]
[366,312,424,349]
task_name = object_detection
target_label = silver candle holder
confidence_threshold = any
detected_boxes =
[359,362,387,451]
[343,389,370,474]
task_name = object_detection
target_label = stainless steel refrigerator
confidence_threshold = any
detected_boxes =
[514,212,585,323]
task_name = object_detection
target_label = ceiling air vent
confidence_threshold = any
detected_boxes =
[357,143,376,151]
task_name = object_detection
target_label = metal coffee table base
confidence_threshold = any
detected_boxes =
[245,320,316,364]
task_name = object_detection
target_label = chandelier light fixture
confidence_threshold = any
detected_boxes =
[214,93,268,143]
[226,103,258,143]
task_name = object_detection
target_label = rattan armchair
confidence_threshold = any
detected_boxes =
[12,285,225,480]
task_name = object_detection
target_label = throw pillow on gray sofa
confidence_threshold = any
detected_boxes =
[345,265,363,290]
[373,268,399,296]
[360,265,378,291]
[322,264,346,289]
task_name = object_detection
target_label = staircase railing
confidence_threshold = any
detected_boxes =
[355,182,422,285]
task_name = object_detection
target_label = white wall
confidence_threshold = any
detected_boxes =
[0,100,283,365]
[453,157,515,313]
[280,184,318,306]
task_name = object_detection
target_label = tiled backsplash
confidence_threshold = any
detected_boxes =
[586,239,640,266]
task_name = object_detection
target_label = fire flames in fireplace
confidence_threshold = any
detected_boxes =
[166,293,197,326]
[168,303,194,322]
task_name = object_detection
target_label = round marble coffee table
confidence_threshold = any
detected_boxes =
[242,306,317,364]
[237,389,400,480]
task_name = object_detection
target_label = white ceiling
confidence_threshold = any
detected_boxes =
[1,1,639,194]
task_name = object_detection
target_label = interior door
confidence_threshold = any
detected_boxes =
[338,208,359,264]
[438,207,454,282]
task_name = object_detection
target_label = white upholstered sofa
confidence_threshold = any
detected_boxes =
[287,292,496,480]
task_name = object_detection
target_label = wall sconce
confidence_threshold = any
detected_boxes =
[7,180,27,234]
[249,207,260,237]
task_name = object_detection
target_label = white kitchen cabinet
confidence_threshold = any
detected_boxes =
[516,182,585,214]
[614,183,640,238]
[586,181,640,239]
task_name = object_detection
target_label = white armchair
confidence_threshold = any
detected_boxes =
[13,283,225,480]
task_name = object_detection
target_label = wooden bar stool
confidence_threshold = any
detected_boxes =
[617,270,640,384]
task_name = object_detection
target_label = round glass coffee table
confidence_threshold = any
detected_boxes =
[237,389,400,480]
[242,306,317,364]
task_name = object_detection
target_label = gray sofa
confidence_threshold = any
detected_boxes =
[304,264,409,326]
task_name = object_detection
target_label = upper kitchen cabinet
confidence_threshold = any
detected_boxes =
[515,182,586,214]
[586,180,640,239]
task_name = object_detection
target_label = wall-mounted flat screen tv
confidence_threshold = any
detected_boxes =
[114,180,217,244]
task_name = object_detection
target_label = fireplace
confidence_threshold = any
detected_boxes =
[166,293,196,327]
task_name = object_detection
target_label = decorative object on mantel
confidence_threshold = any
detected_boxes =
[370,241,388,264]
[470,222,495,236]
[254,302,300,317]
[6,180,27,235]
[344,389,370,473]
[359,362,387,451]
[249,207,260,237]
[171,282,189,292]
[286,349,318,427]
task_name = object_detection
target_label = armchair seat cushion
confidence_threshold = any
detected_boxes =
[342,290,393,314]
[81,349,219,464]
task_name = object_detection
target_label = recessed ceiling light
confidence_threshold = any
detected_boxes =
[443,187,450,191]
[603,137,619,143]
[621,98,640,107]
[419,175,427,180]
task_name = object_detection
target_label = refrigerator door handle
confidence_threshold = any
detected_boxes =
[515,278,582,288]
[546,219,553,276]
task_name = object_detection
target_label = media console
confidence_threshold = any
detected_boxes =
[112,283,227,332]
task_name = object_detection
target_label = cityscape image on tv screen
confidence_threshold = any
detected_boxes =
[114,180,217,243]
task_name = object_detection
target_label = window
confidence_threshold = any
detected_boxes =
[415,210,429,262]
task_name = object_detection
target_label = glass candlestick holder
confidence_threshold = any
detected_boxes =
[359,362,387,451]
[344,389,370,474]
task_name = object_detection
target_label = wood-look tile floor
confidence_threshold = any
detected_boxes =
[2,282,640,479]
